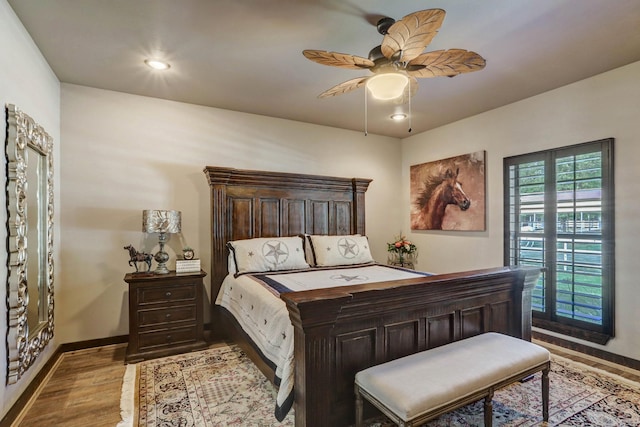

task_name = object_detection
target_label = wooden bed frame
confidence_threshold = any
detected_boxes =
[204,166,541,427]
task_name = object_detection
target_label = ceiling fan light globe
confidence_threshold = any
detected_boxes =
[366,73,409,100]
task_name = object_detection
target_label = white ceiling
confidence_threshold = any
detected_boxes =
[8,0,640,138]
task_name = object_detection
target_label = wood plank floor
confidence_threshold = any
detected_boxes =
[11,341,640,426]
[13,344,127,427]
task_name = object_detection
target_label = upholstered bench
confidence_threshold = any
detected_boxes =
[354,332,550,427]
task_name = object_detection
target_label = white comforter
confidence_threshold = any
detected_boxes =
[215,264,428,419]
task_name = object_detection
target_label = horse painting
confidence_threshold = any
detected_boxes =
[410,151,485,231]
[412,168,471,230]
[124,244,153,272]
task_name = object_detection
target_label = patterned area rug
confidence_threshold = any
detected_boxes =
[119,344,640,426]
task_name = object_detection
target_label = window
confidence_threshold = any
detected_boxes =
[504,138,614,344]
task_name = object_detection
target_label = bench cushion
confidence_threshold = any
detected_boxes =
[355,332,550,421]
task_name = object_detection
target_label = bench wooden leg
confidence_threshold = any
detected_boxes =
[484,389,494,427]
[355,385,364,427]
[542,364,550,422]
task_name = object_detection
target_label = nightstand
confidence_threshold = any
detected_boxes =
[123,270,208,363]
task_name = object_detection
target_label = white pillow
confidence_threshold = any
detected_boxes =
[227,236,309,275]
[308,235,374,267]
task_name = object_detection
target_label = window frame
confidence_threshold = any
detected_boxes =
[503,138,615,344]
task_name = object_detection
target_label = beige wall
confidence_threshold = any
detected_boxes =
[59,84,402,344]
[0,0,60,416]
[402,60,640,360]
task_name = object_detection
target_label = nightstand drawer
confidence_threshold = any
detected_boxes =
[138,305,197,326]
[138,284,196,304]
[138,326,198,350]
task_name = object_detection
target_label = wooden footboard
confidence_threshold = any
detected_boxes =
[282,266,541,427]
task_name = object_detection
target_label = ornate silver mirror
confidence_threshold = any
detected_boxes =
[5,104,54,384]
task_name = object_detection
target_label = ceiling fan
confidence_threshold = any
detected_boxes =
[303,9,486,101]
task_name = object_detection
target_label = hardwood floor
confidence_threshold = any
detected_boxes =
[13,344,127,427]
[541,340,640,383]
[10,340,640,426]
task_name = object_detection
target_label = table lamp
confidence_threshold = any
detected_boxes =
[142,209,181,274]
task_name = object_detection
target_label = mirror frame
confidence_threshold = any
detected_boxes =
[5,104,54,384]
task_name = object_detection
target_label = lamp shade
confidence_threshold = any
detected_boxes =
[142,210,181,234]
[366,73,409,100]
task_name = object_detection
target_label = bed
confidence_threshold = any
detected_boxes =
[204,166,541,427]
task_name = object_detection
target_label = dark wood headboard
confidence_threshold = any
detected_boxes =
[203,166,372,315]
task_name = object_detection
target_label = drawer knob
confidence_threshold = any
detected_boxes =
[166,335,172,342]
[165,313,171,319]
[165,291,172,298]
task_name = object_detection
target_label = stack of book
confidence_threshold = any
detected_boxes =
[176,258,201,274]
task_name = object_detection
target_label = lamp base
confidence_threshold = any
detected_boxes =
[154,234,171,274]
[154,263,170,274]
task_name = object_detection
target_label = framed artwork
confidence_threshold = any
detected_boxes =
[410,150,486,231]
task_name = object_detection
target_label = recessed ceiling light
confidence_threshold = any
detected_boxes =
[390,113,407,121]
[144,59,170,70]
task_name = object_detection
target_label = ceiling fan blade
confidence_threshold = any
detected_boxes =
[406,49,486,78]
[381,9,445,62]
[303,50,374,70]
[318,77,369,98]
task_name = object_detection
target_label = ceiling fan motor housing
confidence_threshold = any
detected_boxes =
[368,46,406,73]
[368,45,385,62]
[376,17,396,35]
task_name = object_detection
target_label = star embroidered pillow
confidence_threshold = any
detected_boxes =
[227,236,310,276]
[308,235,374,267]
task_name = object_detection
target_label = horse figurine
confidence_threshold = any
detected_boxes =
[412,167,471,230]
[124,244,153,272]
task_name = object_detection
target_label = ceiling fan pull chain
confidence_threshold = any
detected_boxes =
[364,87,368,136]
[408,91,412,133]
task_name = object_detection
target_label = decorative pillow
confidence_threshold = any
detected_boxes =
[227,236,309,275]
[308,234,374,267]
